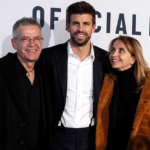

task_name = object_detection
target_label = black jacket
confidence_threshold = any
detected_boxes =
[0,53,52,150]
[39,42,107,126]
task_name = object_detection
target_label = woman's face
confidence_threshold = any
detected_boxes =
[109,40,135,71]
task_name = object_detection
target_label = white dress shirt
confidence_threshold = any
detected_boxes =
[58,42,95,128]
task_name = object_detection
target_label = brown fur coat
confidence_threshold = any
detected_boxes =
[96,71,150,150]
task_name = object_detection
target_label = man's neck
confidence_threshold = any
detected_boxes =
[17,55,35,85]
[17,55,35,71]
[69,40,91,61]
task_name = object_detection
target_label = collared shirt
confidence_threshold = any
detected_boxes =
[59,41,95,128]
[15,54,41,149]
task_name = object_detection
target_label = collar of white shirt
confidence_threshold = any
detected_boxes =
[67,41,95,62]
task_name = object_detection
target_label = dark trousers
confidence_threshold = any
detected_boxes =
[52,126,96,150]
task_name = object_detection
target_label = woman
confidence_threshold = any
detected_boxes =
[96,35,150,150]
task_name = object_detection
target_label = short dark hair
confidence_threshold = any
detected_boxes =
[67,1,96,25]
[13,17,41,38]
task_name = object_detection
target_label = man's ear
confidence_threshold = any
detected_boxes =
[66,22,70,32]
[11,39,17,50]
[92,23,96,33]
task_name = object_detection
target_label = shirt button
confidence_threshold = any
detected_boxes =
[78,95,80,97]
[20,140,25,145]
[77,109,79,111]
[76,124,78,126]
[21,123,26,126]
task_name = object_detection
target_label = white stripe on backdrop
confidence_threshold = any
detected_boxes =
[0,0,150,66]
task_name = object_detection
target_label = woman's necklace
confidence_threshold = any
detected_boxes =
[27,67,34,77]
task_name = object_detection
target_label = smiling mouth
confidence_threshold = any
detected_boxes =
[112,60,119,62]
[77,33,84,36]
[75,33,85,38]
[26,50,37,52]
[111,59,122,63]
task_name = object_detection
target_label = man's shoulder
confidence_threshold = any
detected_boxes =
[42,42,68,54]
[0,53,15,66]
[93,45,108,60]
[0,53,16,79]
[93,45,107,54]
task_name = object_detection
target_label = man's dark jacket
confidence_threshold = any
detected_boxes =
[0,53,52,150]
[39,42,107,126]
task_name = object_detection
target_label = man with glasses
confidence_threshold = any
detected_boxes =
[0,17,51,150]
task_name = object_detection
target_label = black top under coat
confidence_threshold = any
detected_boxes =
[106,67,141,150]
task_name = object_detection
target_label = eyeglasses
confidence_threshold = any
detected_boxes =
[15,37,43,45]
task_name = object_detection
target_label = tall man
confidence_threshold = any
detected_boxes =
[0,17,51,150]
[39,1,107,150]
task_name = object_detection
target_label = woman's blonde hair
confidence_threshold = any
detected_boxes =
[109,35,148,90]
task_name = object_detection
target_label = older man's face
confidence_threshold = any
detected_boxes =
[12,25,43,64]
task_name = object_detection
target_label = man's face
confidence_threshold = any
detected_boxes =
[11,25,42,64]
[67,14,96,46]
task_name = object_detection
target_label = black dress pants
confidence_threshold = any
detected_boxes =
[52,126,96,150]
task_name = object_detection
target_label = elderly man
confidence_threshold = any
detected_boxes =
[0,17,51,150]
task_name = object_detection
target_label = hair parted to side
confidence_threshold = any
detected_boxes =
[13,17,41,38]
[108,35,149,91]
[67,1,96,25]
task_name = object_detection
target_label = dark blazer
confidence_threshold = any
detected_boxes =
[39,41,107,126]
[0,53,52,150]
